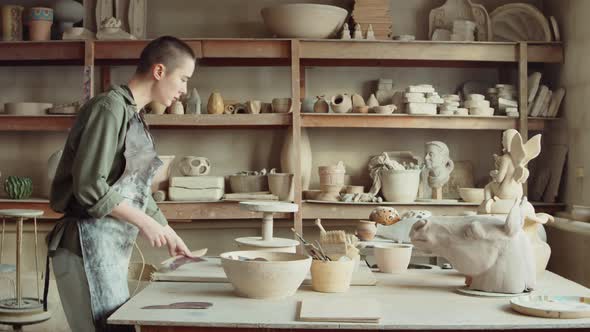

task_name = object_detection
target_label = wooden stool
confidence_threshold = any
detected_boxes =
[0,209,50,331]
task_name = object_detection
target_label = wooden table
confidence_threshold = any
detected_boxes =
[109,270,590,331]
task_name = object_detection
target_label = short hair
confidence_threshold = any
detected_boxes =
[426,141,450,157]
[136,36,196,75]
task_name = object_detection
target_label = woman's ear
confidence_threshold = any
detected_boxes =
[152,64,166,81]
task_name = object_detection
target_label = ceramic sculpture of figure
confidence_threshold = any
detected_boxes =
[424,141,454,199]
[353,23,363,40]
[366,24,376,40]
[480,129,541,214]
[410,198,536,294]
[340,22,351,39]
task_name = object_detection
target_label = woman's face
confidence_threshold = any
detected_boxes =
[152,56,195,107]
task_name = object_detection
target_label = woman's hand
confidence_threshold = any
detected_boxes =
[138,217,168,248]
[163,225,193,258]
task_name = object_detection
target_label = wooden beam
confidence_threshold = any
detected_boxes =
[144,114,292,128]
[518,42,529,196]
[290,40,303,240]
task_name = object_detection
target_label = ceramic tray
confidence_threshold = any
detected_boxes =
[510,295,590,318]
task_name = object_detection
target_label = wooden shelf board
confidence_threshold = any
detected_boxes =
[145,113,292,128]
[0,200,293,221]
[303,201,566,220]
[0,115,76,131]
[299,40,563,64]
[0,41,85,65]
[95,39,291,65]
[0,114,292,131]
[301,113,548,130]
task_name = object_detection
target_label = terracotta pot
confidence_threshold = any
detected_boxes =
[374,244,413,273]
[151,155,175,193]
[268,173,294,201]
[2,5,24,41]
[28,7,53,41]
[207,92,224,114]
[356,220,377,241]
[330,94,352,113]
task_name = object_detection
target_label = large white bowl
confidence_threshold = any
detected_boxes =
[261,4,348,39]
[220,250,311,299]
[380,169,421,202]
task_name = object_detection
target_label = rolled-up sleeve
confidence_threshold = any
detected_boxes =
[145,194,168,226]
[72,102,124,218]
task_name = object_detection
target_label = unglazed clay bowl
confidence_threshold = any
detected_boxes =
[374,243,413,273]
[459,187,485,203]
[261,4,347,39]
[220,251,311,299]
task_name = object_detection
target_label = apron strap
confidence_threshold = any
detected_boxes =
[43,219,68,312]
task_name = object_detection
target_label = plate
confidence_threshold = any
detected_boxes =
[510,296,590,318]
[457,287,532,297]
[490,4,551,41]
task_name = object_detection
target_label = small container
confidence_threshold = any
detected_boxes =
[374,244,413,273]
[310,259,355,293]
[356,220,377,241]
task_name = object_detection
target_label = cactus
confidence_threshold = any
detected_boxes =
[4,176,33,199]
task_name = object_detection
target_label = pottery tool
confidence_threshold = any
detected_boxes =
[315,218,347,244]
[159,248,208,271]
[142,302,213,310]
[291,228,329,261]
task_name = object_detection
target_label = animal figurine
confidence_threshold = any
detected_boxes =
[410,197,537,294]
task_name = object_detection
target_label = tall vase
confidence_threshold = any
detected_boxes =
[53,0,84,35]
[2,5,24,41]
[207,92,224,114]
[281,128,312,191]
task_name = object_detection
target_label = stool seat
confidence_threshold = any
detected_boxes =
[0,210,44,219]
[0,264,16,273]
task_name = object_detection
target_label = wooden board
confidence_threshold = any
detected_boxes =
[152,257,377,286]
[299,298,381,323]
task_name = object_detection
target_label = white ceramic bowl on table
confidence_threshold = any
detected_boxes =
[374,243,413,273]
[261,4,348,39]
[220,250,311,299]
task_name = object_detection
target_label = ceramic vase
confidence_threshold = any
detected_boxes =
[28,7,53,41]
[53,0,83,34]
[168,100,184,114]
[313,96,329,113]
[330,94,352,113]
[356,220,377,241]
[2,5,24,41]
[281,128,312,191]
[207,92,224,114]
[185,88,201,114]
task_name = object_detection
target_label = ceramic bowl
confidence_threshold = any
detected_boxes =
[229,174,268,193]
[459,187,485,203]
[373,105,396,114]
[353,106,370,113]
[220,251,311,299]
[374,243,413,273]
[271,98,292,113]
[303,189,321,200]
[261,4,347,39]
[380,169,421,202]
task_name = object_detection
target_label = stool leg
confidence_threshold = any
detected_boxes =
[16,217,23,308]
[33,217,41,303]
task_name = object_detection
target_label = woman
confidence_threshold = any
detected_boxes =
[47,36,195,331]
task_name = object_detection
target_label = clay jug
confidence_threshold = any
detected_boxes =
[313,96,329,113]
[207,91,224,114]
[330,94,352,113]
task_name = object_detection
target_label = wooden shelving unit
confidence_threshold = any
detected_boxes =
[0,39,566,226]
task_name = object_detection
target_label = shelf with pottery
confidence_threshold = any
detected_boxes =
[93,39,292,65]
[300,113,551,130]
[302,201,565,220]
[299,40,563,65]
[0,113,292,131]
[0,199,293,221]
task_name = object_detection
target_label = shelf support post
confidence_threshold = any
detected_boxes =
[83,40,95,102]
[290,40,303,244]
[518,42,529,195]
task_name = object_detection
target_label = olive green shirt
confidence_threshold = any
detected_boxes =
[50,85,167,255]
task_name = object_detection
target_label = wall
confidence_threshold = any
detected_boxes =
[0,1,545,331]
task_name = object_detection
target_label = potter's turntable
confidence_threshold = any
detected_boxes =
[235,201,299,252]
